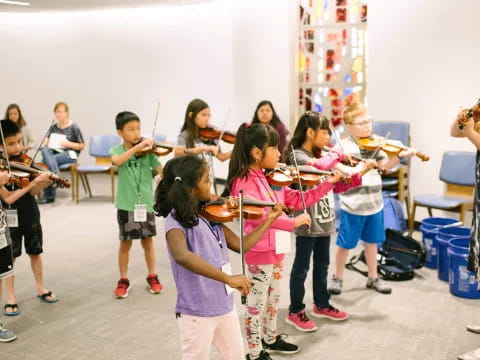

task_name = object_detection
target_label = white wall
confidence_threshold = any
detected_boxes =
[0,1,234,160]
[231,0,296,128]
[368,0,480,219]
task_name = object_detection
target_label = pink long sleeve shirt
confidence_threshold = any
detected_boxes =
[230,168,335,265]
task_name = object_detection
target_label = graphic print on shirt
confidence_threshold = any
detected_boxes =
[312,176,335,224]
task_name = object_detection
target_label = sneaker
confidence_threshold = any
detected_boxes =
[246,350,273,360]
[327,275,343,295]
[146,274,164,294]
[0,323,17,343]
[114,278,130,299]
[366,277,392,294]
[311,305,349,321]
[262,334,299,354]
[285,310,317,332]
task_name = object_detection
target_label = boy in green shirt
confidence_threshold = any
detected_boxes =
[110,111,163,299]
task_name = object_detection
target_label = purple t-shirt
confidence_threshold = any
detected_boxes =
[164,213,234,317]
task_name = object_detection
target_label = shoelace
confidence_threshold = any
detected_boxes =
[118,280,129,289]
[148,276,160,285]
[327,306,339,313]
[298,311,310,323]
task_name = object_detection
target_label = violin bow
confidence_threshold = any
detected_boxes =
[290,145,310,234]
[239,190,247,305]
[29,119,56,168]
[217,108,231,148]
[0,121,12,176]
[151,102,161,139]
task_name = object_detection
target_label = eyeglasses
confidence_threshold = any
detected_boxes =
[350,117,373,127]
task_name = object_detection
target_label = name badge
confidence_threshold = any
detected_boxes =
[222,262,234,295]
[275,231,292,254]
[0,228,8,250]
[6,209,18,228]
[134,204,147,222]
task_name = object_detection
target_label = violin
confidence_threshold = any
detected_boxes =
[458,98,480,130]
[2,155,70,188]
[201,197,290,223]
[266,164,349,187]
[135,143,175,157]
[199,126,236,145]
[357,136,430,162]
[0,163,30,188]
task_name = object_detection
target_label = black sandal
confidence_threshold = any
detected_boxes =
[3,303,19,316]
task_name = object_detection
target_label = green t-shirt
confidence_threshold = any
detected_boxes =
[110,144,161,212]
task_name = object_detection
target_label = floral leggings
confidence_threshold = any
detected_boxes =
[245,262,283,359]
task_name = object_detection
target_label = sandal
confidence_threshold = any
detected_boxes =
[37,291,59,304]
[3,304,19,316]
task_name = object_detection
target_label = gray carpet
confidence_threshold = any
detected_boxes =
[1,174,479,359]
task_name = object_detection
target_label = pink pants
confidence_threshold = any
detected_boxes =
[177,307,245,360]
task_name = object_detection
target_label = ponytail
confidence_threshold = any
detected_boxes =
[154,155,207,228]
[227,122,279,188]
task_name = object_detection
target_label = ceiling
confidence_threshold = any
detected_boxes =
[0,0,212,12]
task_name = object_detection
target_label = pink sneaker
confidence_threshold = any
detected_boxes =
[312,305,349,321]
[285,310,318,332]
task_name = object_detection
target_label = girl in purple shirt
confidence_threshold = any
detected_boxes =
[155,155,283,360]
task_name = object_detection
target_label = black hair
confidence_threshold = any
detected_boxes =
[154,155,207,228]
[180,98,209,148]
[0,119,21,145]
[227,122,279,188]
[251,100,282,128]
[115,111,140,130]
[284,111,331,162]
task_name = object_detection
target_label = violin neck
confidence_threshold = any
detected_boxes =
[242,197,275,208]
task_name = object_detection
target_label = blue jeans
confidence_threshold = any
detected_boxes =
[289,235,331,313]
[41,148,73,200]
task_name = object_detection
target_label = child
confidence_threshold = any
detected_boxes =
[0,171,19,342]
[4,103,35,152]
[110,111,164,298]
[251,100,289,155]
[328,103,415,296]
[284,111,375,332]
[40,102,85,204]
[174,98,231,161]
[0,120,56,317]
[155,155,284,360]
[227,123,342,360]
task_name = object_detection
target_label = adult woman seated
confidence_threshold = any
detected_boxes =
[39,102,84,204]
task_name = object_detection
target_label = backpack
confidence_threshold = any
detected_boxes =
[346,229,426,281]
[383,195,407,232]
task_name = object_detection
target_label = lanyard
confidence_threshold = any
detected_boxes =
[251,170,279,203]
[199,217,227,264]
[125,145,145,203]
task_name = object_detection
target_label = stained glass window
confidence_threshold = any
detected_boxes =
[298,0,368,126]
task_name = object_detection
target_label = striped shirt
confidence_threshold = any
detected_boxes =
[338,136,387,216]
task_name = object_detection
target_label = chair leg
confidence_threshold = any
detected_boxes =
[70,166,76,201]
[404,196,411,228]
[75,171,80,204]
[84,174,92,197]
[409,202,417,234]
[79,173,88,194]
[427,207,433,217]
[460,204,466,224]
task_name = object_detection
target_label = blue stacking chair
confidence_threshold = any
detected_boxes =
[74,135,121,203]
[408,151,476,231]
[372,121,411,218]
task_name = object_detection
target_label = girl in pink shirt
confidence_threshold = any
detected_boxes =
[228,123,342,360]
